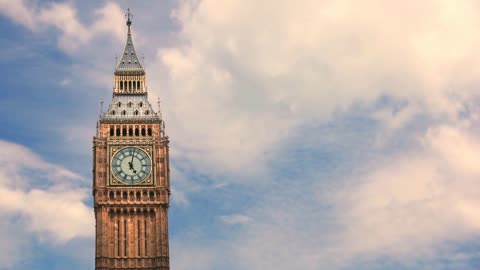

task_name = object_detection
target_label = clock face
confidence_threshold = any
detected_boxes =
[111,147,152,184]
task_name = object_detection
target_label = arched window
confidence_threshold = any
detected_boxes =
[120,81,123,90]
[135,127,139,136]
[129,191,134,201]
[145,110,149,115]
[128,102,132,107]
[147,127,152,136]
[136,192,141,200]
[116,127,121,136]
[134,110,139,116]
[122,127,127,136]
[129,81,132,90]
[111,110,116,115]
[121,110,126,116]
[141,128,146,136]
[128,127,133,136]
[139,102,143,107]
[122,192,127,200]
[109,192,114,200]
[149,192,154,201]
[137,81,140,89]
[110,126,114,136]
[118,102,121,107]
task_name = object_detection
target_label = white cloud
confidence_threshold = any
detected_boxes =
[0,0,124,52]
[218,214,251,225]
[3,1,480,268]
[0,0,36,29]
[334,123,480,260]
[0,140,93,267]
[154,0,480,179]
[196,121,480,269]
[37,2,91,52]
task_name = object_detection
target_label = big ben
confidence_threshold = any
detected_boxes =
[92,9,170,270]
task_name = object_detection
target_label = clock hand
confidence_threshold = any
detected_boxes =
[130,149,138,174]
[128,149,136,172]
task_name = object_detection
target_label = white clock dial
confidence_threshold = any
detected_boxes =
[111,147,151,184]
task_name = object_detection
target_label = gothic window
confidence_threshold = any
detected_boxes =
[117,220,120,256]
[135,127,139,136]
[124,220,127,256]
[121,110,126,116]
[110,126,114,136]
[136,192,141,200]
[149,192,154,201]
[141,128,146,136]
[122,127,127,136]
[128,102,132,107]
[134,110,139,116]
[111,110,116,115]
[145,110,149,115]
[116,127,121,136]
[144,220,148,256]
[147,127,152,136]
[118,102,121,107]
[138,220,141,256]
[139,102,143,107]
[128,127,133,136]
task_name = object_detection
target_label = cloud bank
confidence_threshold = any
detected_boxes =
[0,140,93,268]
[2,0,480,269]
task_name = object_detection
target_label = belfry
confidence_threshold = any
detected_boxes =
[92,9,171,269]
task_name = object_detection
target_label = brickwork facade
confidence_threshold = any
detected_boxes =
[92,10,170,269]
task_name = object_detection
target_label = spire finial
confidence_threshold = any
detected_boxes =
[126,8,133,33]
[157,97,163,120]
[99,98,104,118]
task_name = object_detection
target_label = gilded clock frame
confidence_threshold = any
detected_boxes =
[108,144,155,186]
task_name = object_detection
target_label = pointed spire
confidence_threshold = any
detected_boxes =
[115,8,144,75]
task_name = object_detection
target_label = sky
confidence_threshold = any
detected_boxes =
[1,0,480,269]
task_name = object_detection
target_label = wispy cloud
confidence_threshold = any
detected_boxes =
[0,0,124,52]
[0,140,93,267]
[218,214,251,225]
[2,0,480,269]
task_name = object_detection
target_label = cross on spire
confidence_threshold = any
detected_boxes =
[126,8,133,32]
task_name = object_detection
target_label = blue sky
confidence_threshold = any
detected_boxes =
[1,0,480,269]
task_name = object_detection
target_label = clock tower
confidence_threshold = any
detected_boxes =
[92,9,170,270]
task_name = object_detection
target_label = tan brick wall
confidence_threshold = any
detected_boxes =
[93,120,170,269]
